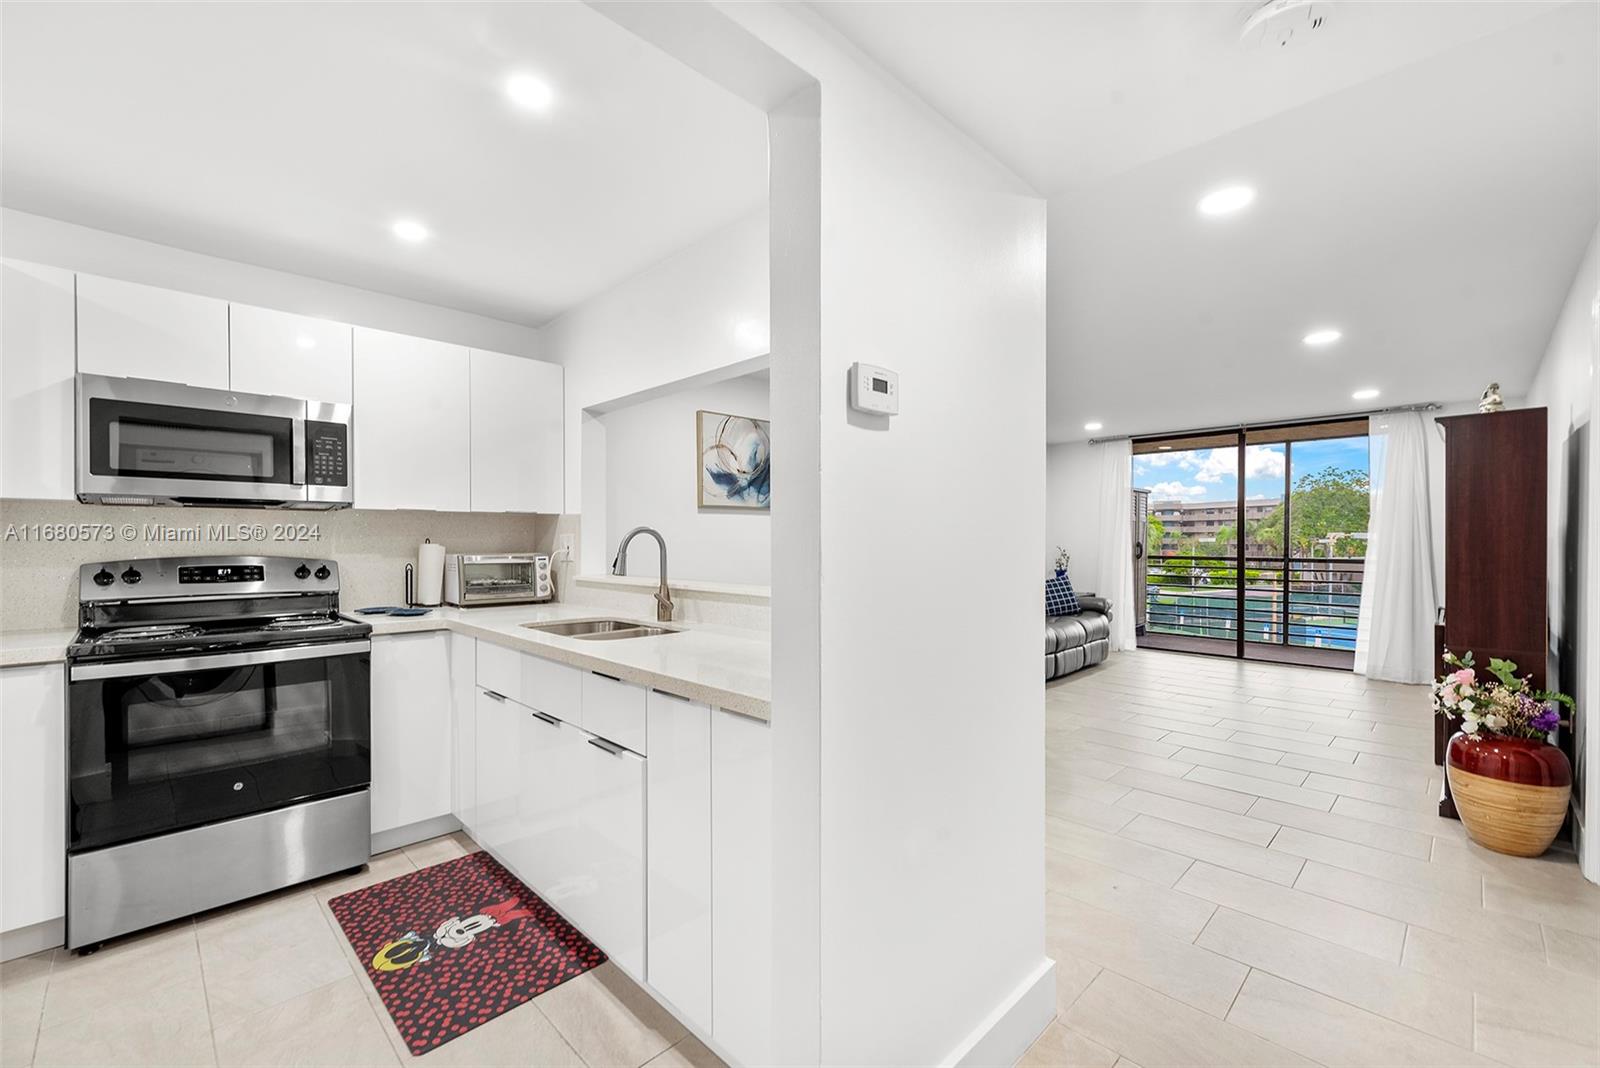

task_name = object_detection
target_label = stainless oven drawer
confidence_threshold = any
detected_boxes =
[67,789,370,949]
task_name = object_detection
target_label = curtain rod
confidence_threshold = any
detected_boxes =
[1083,402,1443,445]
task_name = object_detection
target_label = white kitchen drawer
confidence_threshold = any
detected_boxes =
[476,641,523,705]
[475,642,582,726]
[522,654,581,725]
[582,671,647,754]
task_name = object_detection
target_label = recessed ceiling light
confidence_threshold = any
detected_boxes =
[391,219,430,243]
[1302,328,1342,347]
[1352,388,1380,401]
[1197,184,1256,217]
[1159,445,1172,451]
[1084,421,1103,432]
[505,72,554,112]
[295,335,316,350]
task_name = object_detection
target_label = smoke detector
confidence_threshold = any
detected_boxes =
[1240,0,1333,49]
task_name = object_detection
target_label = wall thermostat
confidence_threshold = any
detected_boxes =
[849,362,899,416]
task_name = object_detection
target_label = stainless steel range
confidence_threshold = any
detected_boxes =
[65,555,372,950]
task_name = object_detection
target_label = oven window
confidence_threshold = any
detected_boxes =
[88,399,294,484]
[68,650,370,852]
[463,560,536,595]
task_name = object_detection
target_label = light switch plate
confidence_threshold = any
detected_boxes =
[849,362,899,415]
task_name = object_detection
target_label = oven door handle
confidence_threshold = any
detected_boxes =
[70,639,371,681]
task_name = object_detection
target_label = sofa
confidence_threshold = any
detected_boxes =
[1045,594,1112,680]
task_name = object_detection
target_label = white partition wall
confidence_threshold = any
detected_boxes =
[594,3,1052,1062]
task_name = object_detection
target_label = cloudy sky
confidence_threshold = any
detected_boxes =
[1134,436,1370,504]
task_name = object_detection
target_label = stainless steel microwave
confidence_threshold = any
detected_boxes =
[76,374,353,508]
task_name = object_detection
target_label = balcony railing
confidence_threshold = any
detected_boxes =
[1144,553,1365,651]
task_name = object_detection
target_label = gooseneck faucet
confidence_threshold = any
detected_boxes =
[611,526,674,622]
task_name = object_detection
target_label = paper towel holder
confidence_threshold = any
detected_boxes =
[415,538,446,607]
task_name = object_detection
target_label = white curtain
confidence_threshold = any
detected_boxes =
[1355,411,1438,682]
[1094,440,1137,652]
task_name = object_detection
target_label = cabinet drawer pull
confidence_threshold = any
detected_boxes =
[650,687,690,702]
[586,736,627,757]
[591,671,622,683]
[483,690,507,702]
[530,710,559,726]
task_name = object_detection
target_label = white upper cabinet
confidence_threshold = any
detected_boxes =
[469,348,562,513]
[228,303,352,403]
[1,260,76,500]
[76,273,229,389]
[352,327,470,511]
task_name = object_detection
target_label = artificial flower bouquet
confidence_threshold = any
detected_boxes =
[1433,650,1573,740]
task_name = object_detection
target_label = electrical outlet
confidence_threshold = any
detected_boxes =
[555,533,575,559]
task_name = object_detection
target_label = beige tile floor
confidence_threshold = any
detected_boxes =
[1024,648,1600,1068]
[0,833,724,1068]
[5,648,1597,1067]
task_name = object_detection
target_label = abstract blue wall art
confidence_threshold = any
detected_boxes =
[697,410,770,509]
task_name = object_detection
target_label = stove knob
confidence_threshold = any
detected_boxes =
[93,568,115,587]
[120,567,141,585]
[314,565,331,581]
[294,564,312,580]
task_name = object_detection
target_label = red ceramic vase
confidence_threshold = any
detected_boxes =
[1446,733,1572,857]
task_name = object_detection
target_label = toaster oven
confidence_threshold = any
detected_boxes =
[444,553,552,606]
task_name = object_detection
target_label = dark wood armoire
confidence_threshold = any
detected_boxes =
[1434,407,1549,817]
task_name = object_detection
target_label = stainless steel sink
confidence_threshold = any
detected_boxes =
[521,618,681,641]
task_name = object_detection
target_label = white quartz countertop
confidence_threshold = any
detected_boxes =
[349,604,772,721]
[0,629,79,669]
[0,608,772,721]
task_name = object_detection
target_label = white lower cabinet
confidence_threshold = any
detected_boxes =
[448,634,477,834]
[711,708,773,1065]
[645,689,712,1029]
[569,733,646,978]
[497,683,645,979]
[370,633,453,840]
[514,707,581,897]
[0,664,66,938]
[461,646,760,1047]
[474,688,521,860]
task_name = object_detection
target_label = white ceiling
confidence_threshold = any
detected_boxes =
[812,1,1598,442]
[0,1,768,327]
[810,0,1567,194]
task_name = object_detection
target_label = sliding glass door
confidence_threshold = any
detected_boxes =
[1135,421,1369,669]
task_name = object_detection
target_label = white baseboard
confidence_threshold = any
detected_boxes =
[1,918,63,962]
[370,813,461,856]
[945,957,1057,1067]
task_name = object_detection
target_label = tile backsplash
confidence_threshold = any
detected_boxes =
[0,498,556,631]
